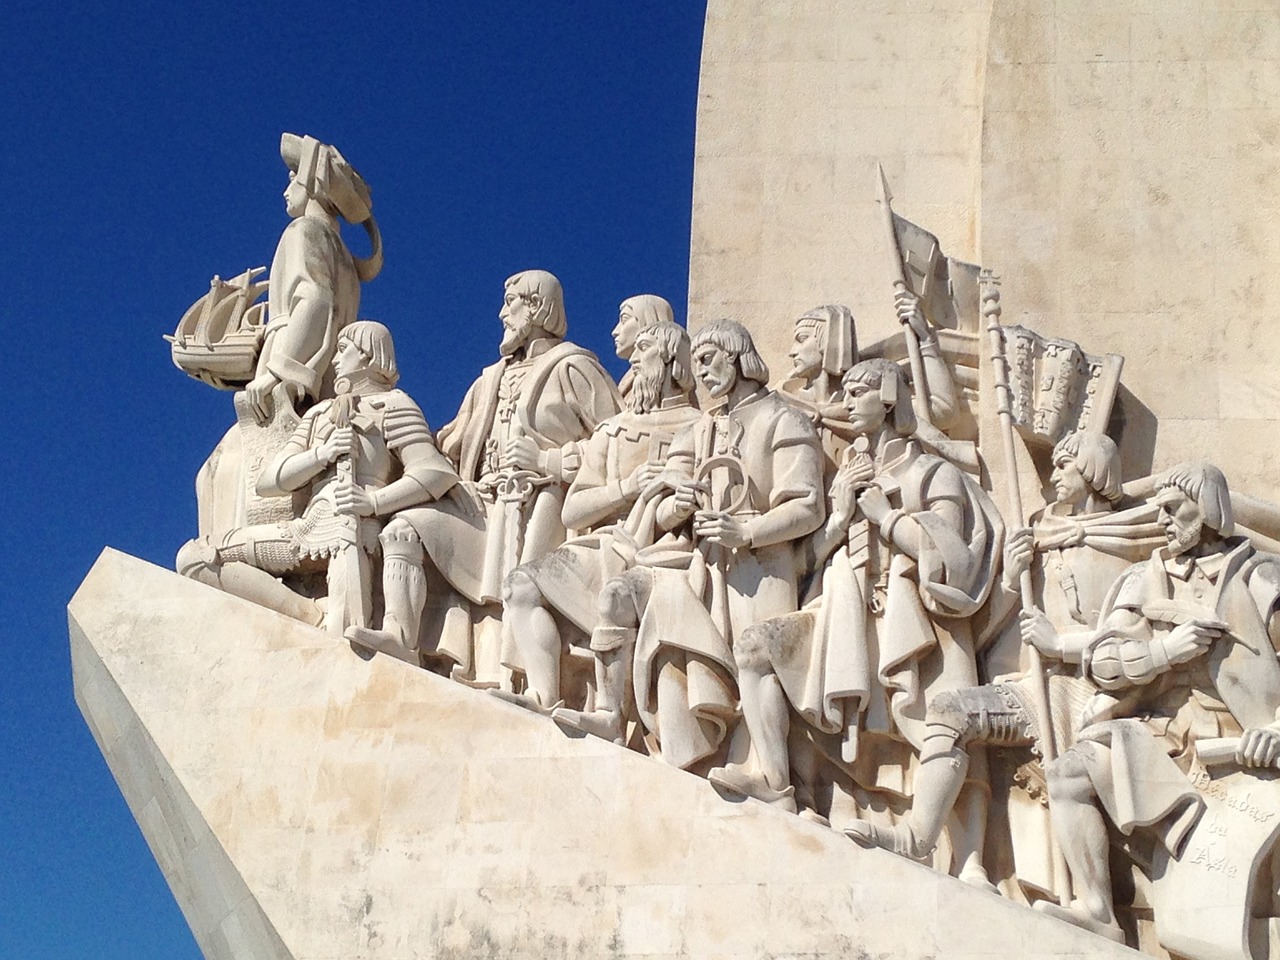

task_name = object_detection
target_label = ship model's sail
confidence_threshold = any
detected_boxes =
[166,266,269,390]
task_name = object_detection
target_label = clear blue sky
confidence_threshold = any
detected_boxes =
[1,3,707,955]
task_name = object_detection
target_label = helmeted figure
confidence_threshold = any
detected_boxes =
[1036,462,1280,950]
[581,319,826,770]
[711,358,1002,882]
[243,133,383,424]
[347,270,622,680]
[177,322,457,628]
[845,432,1162,895]
[500,318,701,720]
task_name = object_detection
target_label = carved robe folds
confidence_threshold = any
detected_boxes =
[260,215,361,402]
[393,337,621,675]
[632,388,825,770]
[745,437,1003,795]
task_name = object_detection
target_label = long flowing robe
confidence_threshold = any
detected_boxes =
[740,436,1003,795]
[396,337,621,674]
[632,388,825,770]
[260,215,361,401]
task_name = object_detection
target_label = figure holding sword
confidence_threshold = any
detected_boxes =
[178,322,459,636]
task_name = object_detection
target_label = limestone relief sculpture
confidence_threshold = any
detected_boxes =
[164,136,1280,960]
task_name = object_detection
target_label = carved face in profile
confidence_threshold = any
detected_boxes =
[333,336,368,379]
[613,303,643,361]
[283,174,309,218]
[1156,487,1205,557]
[692,341,738,399]
[788,318,824,380]
[843,379,889,436]
[499,287,539,356]
[1050,452,1089,508]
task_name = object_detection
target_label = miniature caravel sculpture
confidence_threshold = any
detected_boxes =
[170,135,1280,960]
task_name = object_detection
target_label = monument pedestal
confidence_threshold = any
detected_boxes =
[71,549,1140,960]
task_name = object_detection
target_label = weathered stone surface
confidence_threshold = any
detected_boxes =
[691,0,1280,494]
[72,548,1142,959]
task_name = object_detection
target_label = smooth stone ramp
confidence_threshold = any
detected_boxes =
[71,548,1142,960]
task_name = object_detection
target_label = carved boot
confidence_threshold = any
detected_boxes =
[844,820,932,861]
[707,763,797,814]
[489,687,563,715]
[346,526,425,663]
[551,706,625,742]
[1033,901,1124,943]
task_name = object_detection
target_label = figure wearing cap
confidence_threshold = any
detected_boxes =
[1034,462,1280,944]
[242,133,384,424]
[713,358,1002,884]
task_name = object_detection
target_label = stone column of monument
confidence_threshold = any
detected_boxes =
[690,0,1280,496]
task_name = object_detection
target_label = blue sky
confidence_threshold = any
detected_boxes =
[1,3,707,955]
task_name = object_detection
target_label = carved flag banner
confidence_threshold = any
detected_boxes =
[890,210,982,336]
[1001,324,1124,447]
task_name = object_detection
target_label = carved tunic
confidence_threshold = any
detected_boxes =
[260,215,361,401]
[510,399,702,639]
[1071,541,1280,849]
[630,388,826,769]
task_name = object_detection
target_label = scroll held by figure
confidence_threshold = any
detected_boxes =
[163,137,1280,960]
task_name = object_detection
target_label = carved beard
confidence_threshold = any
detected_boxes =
[1166,517,1204,557]
[628,359,667,414]
[500,316,533,357]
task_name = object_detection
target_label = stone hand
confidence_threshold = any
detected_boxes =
[503,435,541,472]
[624,460,666,498]
[1019,608,1061,657]
[334,480,376,517]
[447,480,486,518]
[894,289,931,342]
[317,426,356,465]
[671,480,707,520]
[1237,727,1280,768]
[831,459,875,526]
[1003,526,1034,589]
[1163,618,1223,665]
[856,484,892,525]
[244,372,281,425]
[694,510,751,549]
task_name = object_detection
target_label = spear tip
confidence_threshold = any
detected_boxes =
[875,161,893,207]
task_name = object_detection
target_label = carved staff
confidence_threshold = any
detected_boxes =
[326,394,373,639]
[982,270,1071,902]
[875,163,932,427]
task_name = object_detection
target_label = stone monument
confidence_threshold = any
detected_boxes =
[73,6,1280,960]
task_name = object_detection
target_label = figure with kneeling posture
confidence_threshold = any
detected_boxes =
[177,321,458,629]
[499,319,700,716]
[845,432,1161,895]
[712,358,1001,884]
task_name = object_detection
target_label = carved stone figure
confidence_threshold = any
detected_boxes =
[843,432,1161,895]
[612,295,675,401]
[780,294,959,484]
[346,271,622,678]
[244,133,383,424]
[579,319,825,769]
[176,321,457,632]
[711,358,1002,882]
[1037,462,1280,952]
[499,319,700,717]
